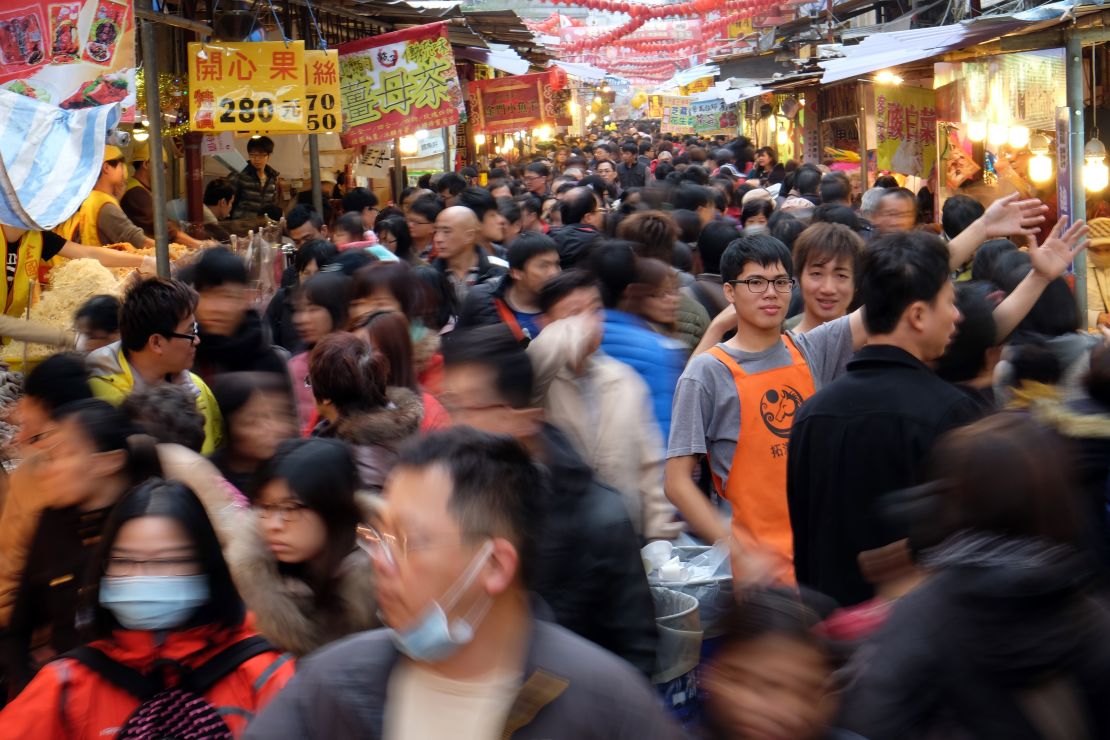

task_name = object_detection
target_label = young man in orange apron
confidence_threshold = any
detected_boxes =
[665,235,858,584]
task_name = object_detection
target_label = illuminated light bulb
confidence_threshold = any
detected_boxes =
[1007,126,1030,149]
[414,129,429,140]
[398,136,419,156]
[1028,153,1053,184]
[594,96,602,104]
[967,120,987,142]
[987,122,1008,149]
[1084,138,1109,192]
[776,128,789,146]
[875,70,903,85]
[474,134,486,147]
[133,125,149,142]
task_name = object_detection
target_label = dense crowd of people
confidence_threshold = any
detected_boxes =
[1,126,1110,739]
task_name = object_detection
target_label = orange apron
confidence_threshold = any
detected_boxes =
[708,336,815,581]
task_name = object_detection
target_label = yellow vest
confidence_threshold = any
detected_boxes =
[125,176,148,196]
[54,189,118,246]
[1,231,42,323]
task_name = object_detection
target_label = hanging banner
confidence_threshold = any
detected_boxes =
[660,95,693,135]
[679,77,713,96]
[187,40,307,133]
[467,72,556,135]
[874,84,938,180]
[690,98,737,137]
[338,22,461,146]
[304,49,340,133]
[647,94,663,119]
[0,0,136,119]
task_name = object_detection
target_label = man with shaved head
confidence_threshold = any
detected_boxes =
[433,206,508,303]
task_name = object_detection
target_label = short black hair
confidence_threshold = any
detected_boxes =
[193,246,248,291]
[524,161,550,178]
[342,187,379,215]
[458,186,499,222]
[941,195,985,239]
[873,174,899,188]
[970,238,1018,283]
[203,179,235,207]
[119,278,198,353]
[507,232,558,273]
[461,166,479,179]
[794,166,821,196]
[818,173,850,204]
[673,183,711,211]
[85,480,245,638]
[538,269,598,314]
[24,352,93,409]
[121,384,206,452]
[246,136,274,154]
[75,295,120,335]
[515,192,542,217]
[287,204,323,232]
[334,212,366,242]
[589,239,640,309]
[858,231,951,335]
[697,221,742,275]
[720,234,793,283]
[995,251,1079,338]
[395,427,544,587]
[442,324,533,409]
[561,186,599,227]
[294,239,338,274]
[326,249,376,277]
[408,194,444,224]
[934,282,997,383]
[438,172,467,196]
[811,203,862,231]
[740,199,774,227]
[621,142,638,155]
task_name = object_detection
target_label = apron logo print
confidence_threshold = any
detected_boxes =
[760,385,805,438]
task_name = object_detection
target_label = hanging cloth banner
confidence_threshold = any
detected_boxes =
[467,71,557,135]
[660,95,693,135]
[874,84,938,180]
[0,89,120,229]
[338,22,461,146]
[187,40,307,133]
[690,98,737,137]
[0,0,136,120]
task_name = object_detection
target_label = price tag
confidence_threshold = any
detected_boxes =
[188,41,307,133]
[305,50,342,133]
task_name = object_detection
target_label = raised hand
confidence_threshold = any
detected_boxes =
[982,192,1049,238]
[1030,216,1088,280]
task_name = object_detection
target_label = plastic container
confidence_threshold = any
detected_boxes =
[651,586,703,726]
[650,546,735,638]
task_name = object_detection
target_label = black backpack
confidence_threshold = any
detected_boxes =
[61,636,275,739]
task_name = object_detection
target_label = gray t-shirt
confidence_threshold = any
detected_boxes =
[666,315,855,489]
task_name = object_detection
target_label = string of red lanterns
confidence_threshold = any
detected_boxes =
[555,4,772,53]
[543,0,766,20]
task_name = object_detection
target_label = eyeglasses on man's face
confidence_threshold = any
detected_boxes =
[727,277,796,294]
[163,322,200,343]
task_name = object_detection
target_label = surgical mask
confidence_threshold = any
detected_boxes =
[390,541,494,662]
[99,575,210,631]
[409,320,429,345]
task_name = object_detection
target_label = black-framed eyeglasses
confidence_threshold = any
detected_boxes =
[253,501,309,523]
[728,277,796,294]
[163,322,200,342]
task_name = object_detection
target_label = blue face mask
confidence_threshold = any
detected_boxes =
[390,541,494,663]
[99,575,210,631]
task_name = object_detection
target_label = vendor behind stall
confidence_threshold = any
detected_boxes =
[230,136,279,220]
[119,142,203,249]
[55,145,151,249]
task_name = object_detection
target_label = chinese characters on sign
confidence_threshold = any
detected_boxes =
[467,72,556,135]
[689,98,738,137]
[0,0,137,119]
[187,40,306,133]
[661,96,693,135]
[305,49,340,133]
[874,84,937,179]
[338,22,460,146]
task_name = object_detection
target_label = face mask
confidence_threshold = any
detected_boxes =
[409,320,429,344]
[390,541,494,662]
[99,575,210,631]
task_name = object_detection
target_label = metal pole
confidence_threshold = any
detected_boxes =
[1067,32,1088,319]
[442,126,451,173]
[139,0,170,278]
[302,13,324,217]
[392,137,405,202]
[858,81,868,189]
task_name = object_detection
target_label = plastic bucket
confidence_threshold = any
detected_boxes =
[653,546,735,638]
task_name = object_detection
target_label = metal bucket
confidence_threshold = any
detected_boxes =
[651,586,703,726]
[653,546,735,638]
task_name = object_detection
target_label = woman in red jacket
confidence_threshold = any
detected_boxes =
[0,479,295,738]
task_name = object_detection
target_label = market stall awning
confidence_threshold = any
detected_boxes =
[819,0,1097,84]
[454,45,531,76]
[550,60,608,83]
[653,63,721,93]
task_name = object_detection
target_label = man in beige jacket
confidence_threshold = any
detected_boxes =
[528,270,682,541]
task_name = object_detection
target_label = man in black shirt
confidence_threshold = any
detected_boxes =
[617,143,647,189]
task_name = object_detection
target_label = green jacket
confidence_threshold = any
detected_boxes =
[86,343,224,455]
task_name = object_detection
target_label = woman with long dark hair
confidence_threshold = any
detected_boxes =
[228,438,377,656]
[0,480,294,736]
[3,399,161,697]
[288,270,352,434]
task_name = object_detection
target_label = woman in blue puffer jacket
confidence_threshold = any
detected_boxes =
[593,241,686,444]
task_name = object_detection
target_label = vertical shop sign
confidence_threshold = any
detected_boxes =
[304,49,340,133]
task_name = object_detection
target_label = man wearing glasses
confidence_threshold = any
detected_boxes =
[87,277,223,454]
[522,162,550,198]
[664,234,857,582]
[231,136,280,220]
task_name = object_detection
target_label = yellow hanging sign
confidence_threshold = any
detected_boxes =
[305,50,341,133]
[188,41,307,133]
